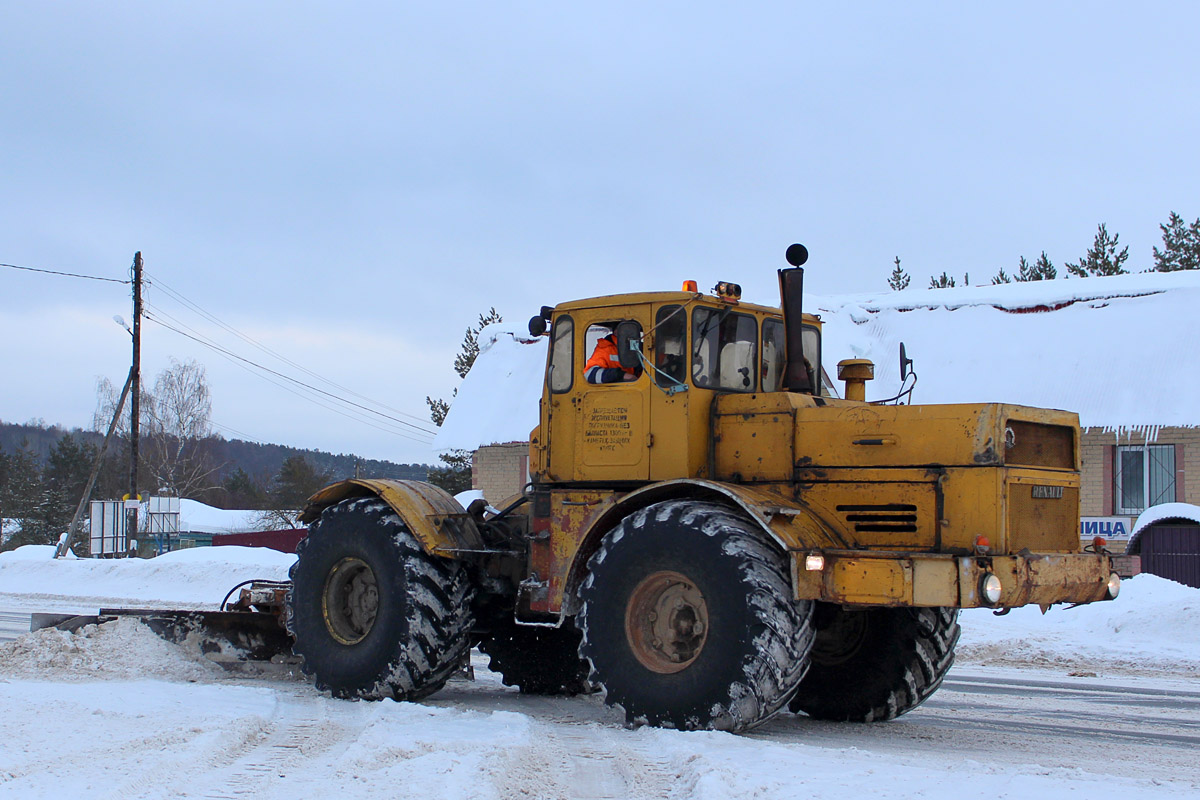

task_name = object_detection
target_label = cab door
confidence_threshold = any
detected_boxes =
[574,316,650,482]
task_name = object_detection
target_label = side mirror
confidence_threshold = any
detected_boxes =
[528,316,548,336]
[900,342,913,381]
[614,321,642,370]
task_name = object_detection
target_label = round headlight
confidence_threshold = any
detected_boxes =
[980,572,1003,606]
[1106,572,1121,600]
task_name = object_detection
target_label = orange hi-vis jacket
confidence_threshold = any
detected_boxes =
[584,335,637,378]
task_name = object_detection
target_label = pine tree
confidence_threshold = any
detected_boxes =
[928,272,956,289]
[426,308,505,495]
[1152,211,1200,272]
[992,267,1012,285]
[888,257,911,291]
[1016,251,1057,281]
[1065,224,1129,277]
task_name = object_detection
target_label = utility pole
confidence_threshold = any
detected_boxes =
[128,251,143,554]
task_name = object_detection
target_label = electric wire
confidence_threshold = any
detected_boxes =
[143,307,436,445]
[1,261,130,283]
[143,270,436,431]
[144,307,436,444]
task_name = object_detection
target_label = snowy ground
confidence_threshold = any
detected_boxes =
[1,545,1198,799]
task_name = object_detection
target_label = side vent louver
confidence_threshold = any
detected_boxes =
[837,504,918,533]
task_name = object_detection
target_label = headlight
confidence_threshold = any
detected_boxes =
[980,572,1003,606]
[1106,572,1121,600]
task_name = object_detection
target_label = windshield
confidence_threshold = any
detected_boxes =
[692,307,757,391]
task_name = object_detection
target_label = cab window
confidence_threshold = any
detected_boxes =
[548,315,573,393]
[692,308,757,391]
[653,305,687,390]
[583,321,643,384]
[761,318,822,394]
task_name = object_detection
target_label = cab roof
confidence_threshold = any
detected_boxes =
[553,290,784,317]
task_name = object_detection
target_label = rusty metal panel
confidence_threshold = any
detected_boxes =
[1007,474,1081,553]
[714,409,794,482]
[791,549,1112,608]
[1005,420,1075,469]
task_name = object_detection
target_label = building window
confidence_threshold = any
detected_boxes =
[1114,444,1176,515]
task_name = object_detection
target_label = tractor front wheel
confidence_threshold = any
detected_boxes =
[286,497,474,701]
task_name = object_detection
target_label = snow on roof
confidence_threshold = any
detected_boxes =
[174,499,262,534]
[435,272,1200,452]
[1132,502,1200,536]
[434,325,548,453]
[813,270,1200,432]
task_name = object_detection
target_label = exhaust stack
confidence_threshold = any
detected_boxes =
[779,243,811,393]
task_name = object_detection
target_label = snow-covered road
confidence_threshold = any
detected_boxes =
[2,545,1198,798]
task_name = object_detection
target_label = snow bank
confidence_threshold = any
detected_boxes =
[958,574,1200,677]
[0,544,295,612]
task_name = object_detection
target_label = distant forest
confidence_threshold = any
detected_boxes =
[0,419,430,509]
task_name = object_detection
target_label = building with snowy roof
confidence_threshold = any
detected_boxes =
[436,271,1200,559]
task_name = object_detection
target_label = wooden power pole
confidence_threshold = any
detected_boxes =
[128,251,143,552]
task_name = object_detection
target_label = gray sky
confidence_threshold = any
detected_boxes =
[2,2,1197,465]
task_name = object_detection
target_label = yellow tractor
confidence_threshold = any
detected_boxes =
[285,244,1122,732]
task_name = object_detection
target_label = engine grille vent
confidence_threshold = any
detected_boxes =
[836,504,918,533]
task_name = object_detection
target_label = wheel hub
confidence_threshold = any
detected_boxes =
[624,570,709,674]
[322,557,379,645]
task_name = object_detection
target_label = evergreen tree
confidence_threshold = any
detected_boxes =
[426,308,504,494]
[992,267,1012,285]
[223,467,268,509]
[1016,251,1057,281]
[0,446,42,550]
[1152,211,1200,272]
[888,257,911,291]
[271,456,332,511]
[928,272,956,289]
[1065,224,1129,277]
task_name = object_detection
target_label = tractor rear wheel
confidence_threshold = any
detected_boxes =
[286,497,474,701]
[789,604,960,722]
[578,500,815,732]
[477,616,592,695]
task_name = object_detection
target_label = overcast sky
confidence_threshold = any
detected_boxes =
[2,2,1197,465]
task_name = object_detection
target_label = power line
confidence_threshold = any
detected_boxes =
[1,261,130,283]
[143,309,437,444]
[143,270,437,430]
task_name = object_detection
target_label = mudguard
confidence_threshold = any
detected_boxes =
[298,479,484,557]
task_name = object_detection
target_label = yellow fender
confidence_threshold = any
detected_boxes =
[298,479,484,558]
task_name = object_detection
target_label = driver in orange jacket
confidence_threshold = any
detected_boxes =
[584,333,639,384]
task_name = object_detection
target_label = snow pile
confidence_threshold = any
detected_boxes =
[0,544,296,613]
[958,574,1200,677]
[434,325,547,452]
[0,616,224,682]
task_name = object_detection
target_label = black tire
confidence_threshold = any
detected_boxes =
[477,616,593,695]
[578,500,815,732]
[285,496,475,701]
[789,604,960,722]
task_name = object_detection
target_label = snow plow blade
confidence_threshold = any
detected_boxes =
[32,608,295,663]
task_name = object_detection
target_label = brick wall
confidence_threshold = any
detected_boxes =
[1080,426,1199,516]
[472,442,530,504]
